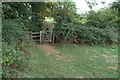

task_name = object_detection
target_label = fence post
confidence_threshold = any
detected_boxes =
[40,31,42,43]
[52,32,55,44]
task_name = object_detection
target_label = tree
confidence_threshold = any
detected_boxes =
[85,8,119,29]
[111,0,120,13]
[86,0,98,10]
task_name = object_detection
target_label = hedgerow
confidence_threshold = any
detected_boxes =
[54,23,118,44]
[2,20,34,78]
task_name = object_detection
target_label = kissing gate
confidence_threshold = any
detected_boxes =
[31,23,55,43]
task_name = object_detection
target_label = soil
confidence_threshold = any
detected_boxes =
[38,43,74,62]
[38,43,59,56]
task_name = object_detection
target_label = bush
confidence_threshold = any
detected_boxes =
[103,27,118,44]
[2,19,34,78]
[54,23,118,44]
[77,26,118,44]
[54,23,78,43]
[2,19,33,47]
[2,43,30,78]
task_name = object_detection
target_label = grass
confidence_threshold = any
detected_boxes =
[23,44,118,78]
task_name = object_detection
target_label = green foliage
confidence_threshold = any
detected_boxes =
[111,1,120,13]
[2,2,49,31]
[86,9,119,28]
[1,1,119,78]
[54,24,118,44]
[2,43,30,78]
[51,2,78,25]
[55,23,78,43]
[2,19,34,78]
[2,19,33,47]
[77,26,118,44]
[2,2,31,19]
[52,2,118,45]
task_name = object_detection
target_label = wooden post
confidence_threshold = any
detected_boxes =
[52,32,55,44]
[40,31,42,44]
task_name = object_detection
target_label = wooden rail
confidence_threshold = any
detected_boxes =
[30,31,55,44]
[31,31,43,43]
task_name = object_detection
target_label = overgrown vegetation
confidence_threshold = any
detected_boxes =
[52,2,119,44]
[2,20,34,78]
[54,23,118,44]
[1,0,119,78]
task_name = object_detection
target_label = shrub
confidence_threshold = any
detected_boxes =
[2,19,34,78]
[78,26,118,44]
[2,19,33,47]
[54,23,78,43]
[103,27,118,44]
[2,43,30,78]
[54,23,118,44]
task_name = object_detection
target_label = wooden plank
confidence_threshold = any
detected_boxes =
[32,36,40,38]
[32,32,40,34]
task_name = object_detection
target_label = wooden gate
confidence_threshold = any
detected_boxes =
[31,30,55,44]
[31,23,55,43]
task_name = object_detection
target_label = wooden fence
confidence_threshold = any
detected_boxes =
[30,31,55,44]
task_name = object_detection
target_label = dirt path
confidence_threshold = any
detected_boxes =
[38,43,59,55]
[38,43,74,62]
[38,43,63,61]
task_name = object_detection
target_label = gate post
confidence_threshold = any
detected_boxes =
[40,31,42,43]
